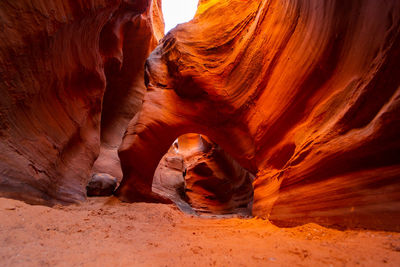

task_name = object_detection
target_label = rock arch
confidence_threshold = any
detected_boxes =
[116,0,400,231]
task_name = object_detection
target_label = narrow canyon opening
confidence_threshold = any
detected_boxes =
[153,133,254,217]
[162,0,199,33]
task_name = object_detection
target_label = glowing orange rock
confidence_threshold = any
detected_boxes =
[153,134,253,214]
[180,134,253,214]
[117,0,400,230]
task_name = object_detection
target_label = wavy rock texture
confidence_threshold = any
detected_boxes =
[0,0,162,204]
[180,134,253,214]
[153,134,253,214]
[93,0,164,179]
[152,144,185,202]
[117,0,400,231]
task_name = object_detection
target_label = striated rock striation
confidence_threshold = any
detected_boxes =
[117,0,400,230]
[0,0,399,231]
[153,133,253,214]
[93,0,164,179]
[152,144,185,202]
[179,134,253,214]
[0,0,162,204]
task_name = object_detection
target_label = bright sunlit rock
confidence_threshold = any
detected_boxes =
[162,0,198,33]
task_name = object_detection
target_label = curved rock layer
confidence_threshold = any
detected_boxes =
[154,133,253,214]
[117,0,400,231]
[0,0,162,204]
[93,0,164,179]
[152,144,185,201]
[180,134,253,214]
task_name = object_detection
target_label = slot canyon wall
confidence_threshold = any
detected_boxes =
[117,0,400,231]
[0,0,163,204]
[0,0,399,231]
[92,0,164,179]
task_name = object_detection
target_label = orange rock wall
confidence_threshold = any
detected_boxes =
[92,0,164,179]
[117,0,400,230]
[0,0,399,231]
[153,134,253,214]
[181,134,253,214]
[0,0,162,204]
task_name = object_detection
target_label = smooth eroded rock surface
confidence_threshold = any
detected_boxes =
[0,0,162,204]
[117,0,400,231]
[92,0,164,179]
[87,173,117,196]
[154,134,253,215]
[180,134,253,214]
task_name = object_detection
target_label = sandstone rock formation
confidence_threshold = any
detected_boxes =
[92,0,164,179]
[1,0,399,231]
[86,173,117,196]
[179,134,253,214]
[152,145,185,201]
[153,134,253,214]
[117,0,400,231]
[0,0,162,204]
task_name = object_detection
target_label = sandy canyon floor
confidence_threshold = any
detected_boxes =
[1,197,399,267]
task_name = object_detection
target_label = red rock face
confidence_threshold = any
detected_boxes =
[92,0,164,179]
[117,0,400,230]
[1,0,399,231]
[0,0,162,204]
